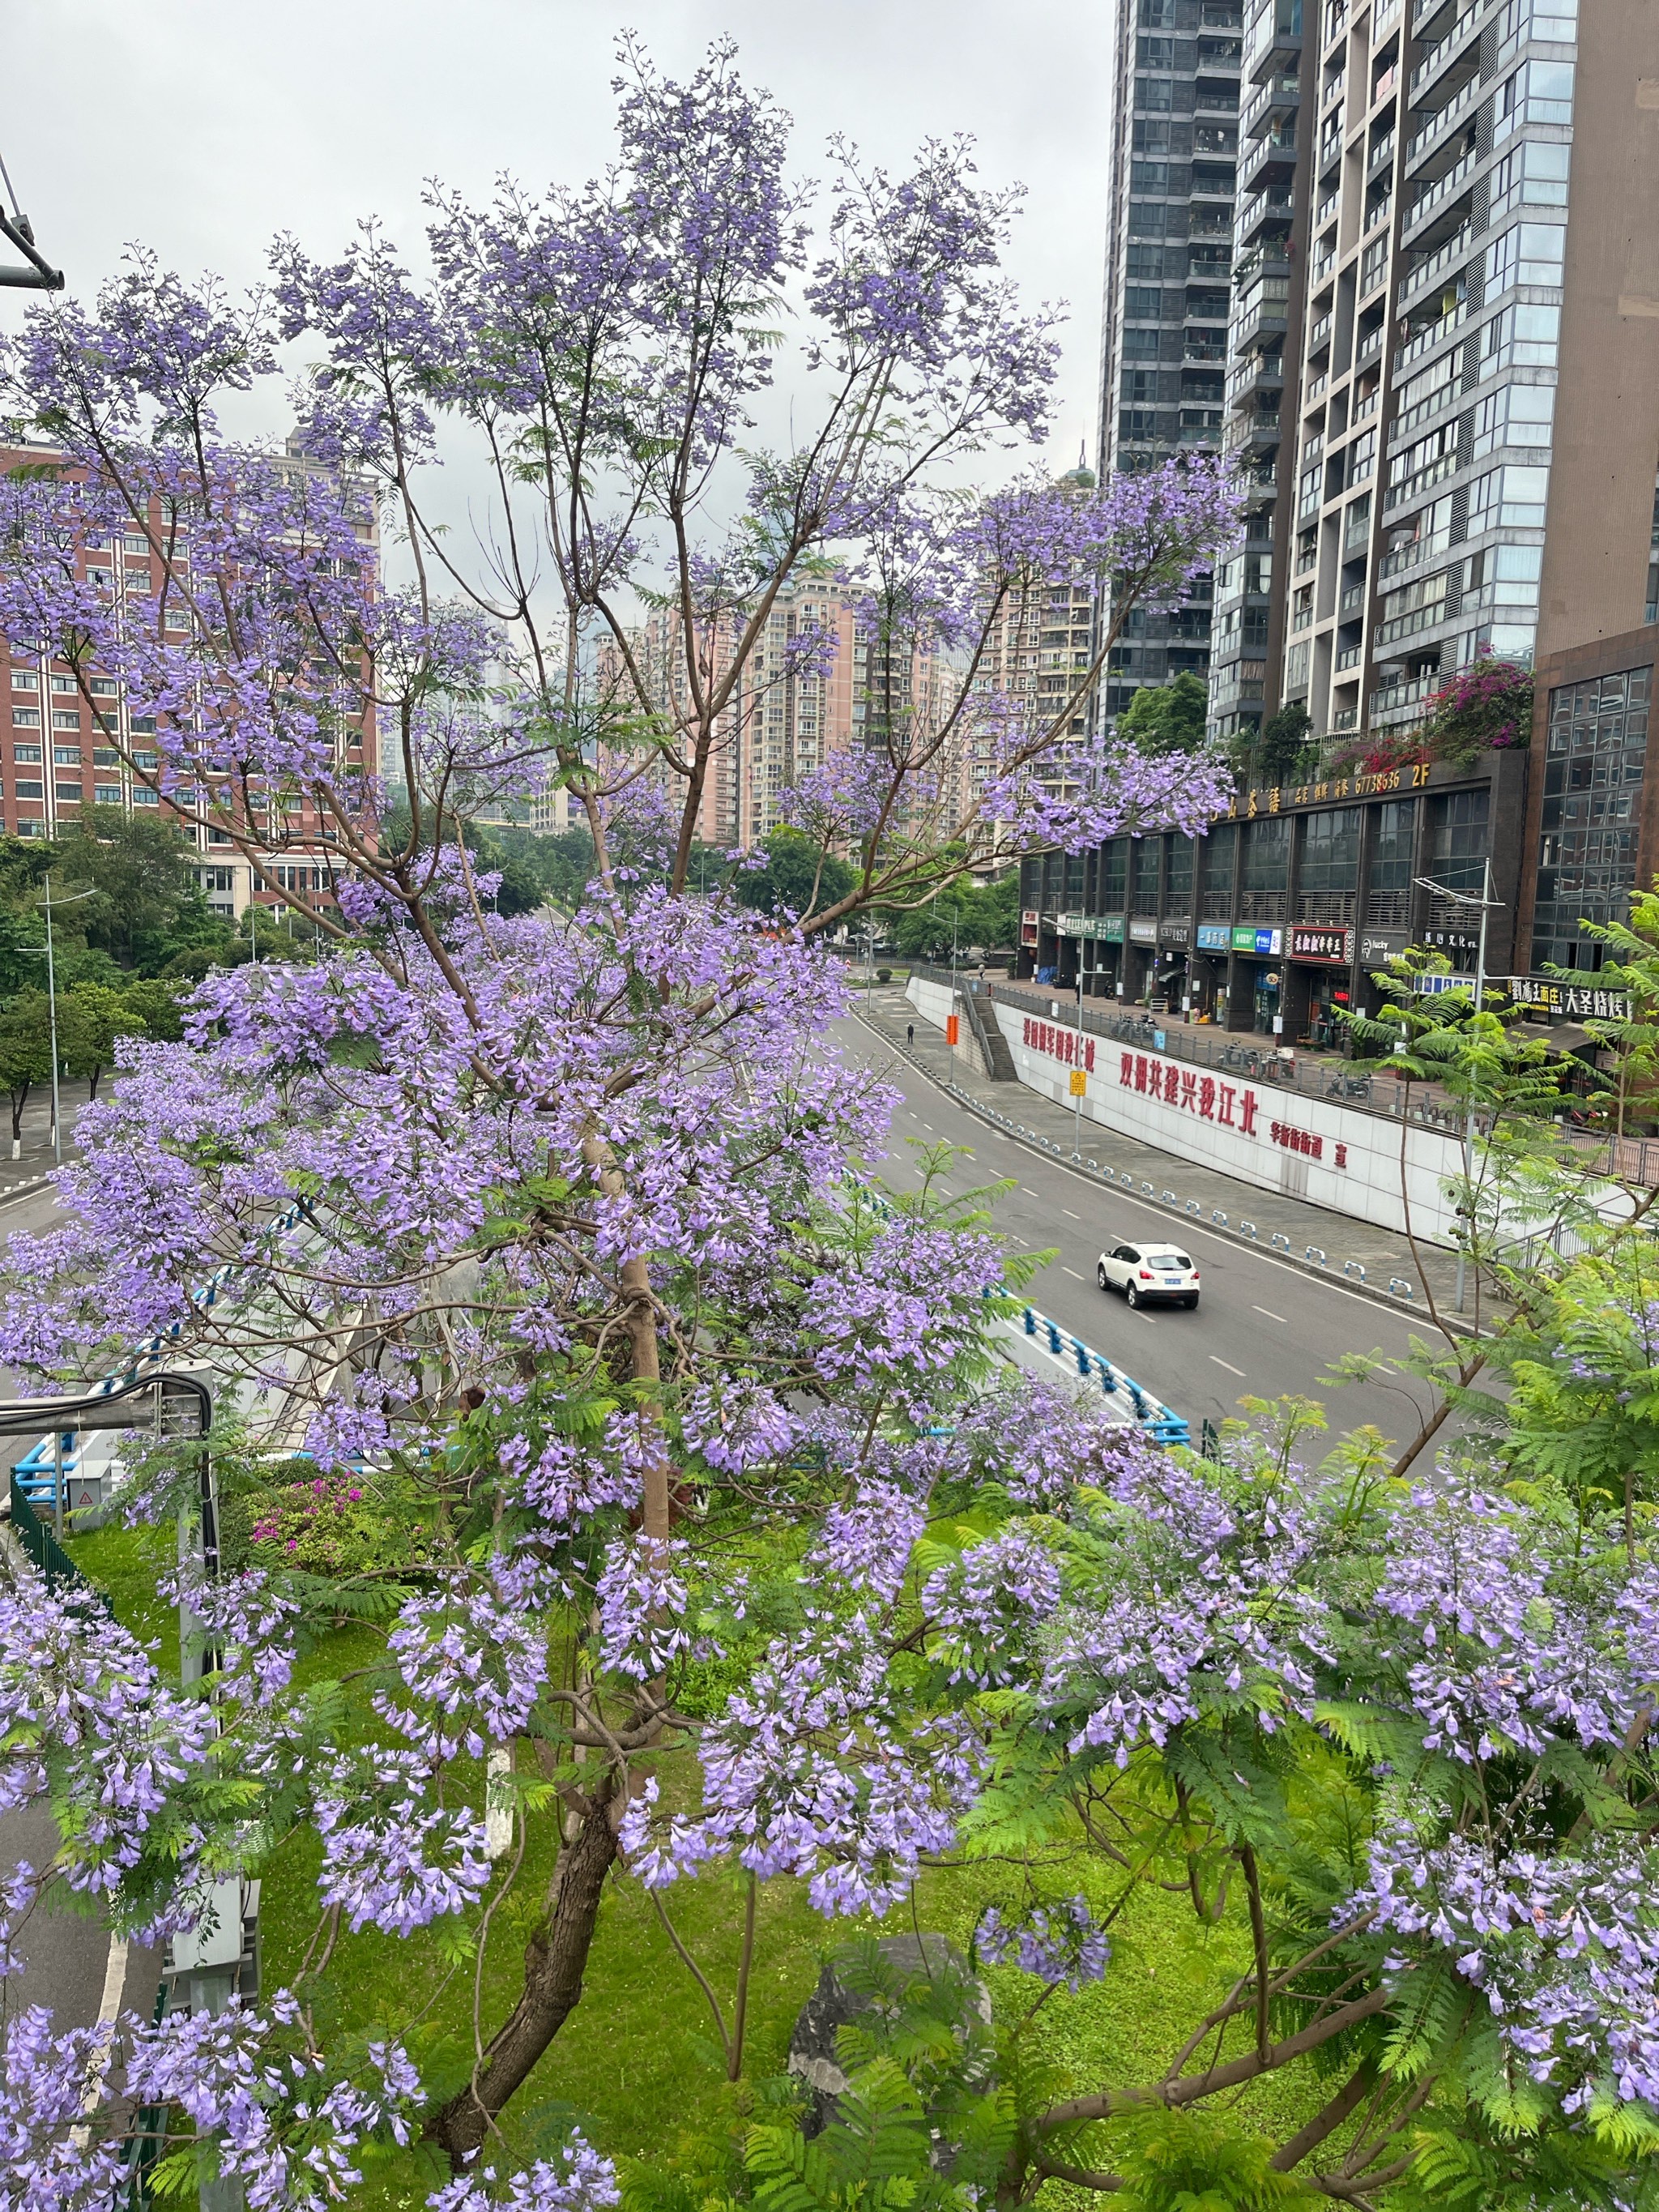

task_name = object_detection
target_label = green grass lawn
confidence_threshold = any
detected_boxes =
[65,1526,1331,2205]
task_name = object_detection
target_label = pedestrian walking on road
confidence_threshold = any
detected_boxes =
[906,1023,915,1046]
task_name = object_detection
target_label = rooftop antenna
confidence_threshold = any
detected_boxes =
[0,146,64,291]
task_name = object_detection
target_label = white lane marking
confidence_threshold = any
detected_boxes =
[1020,1185,1040,1197]
[1210,1356,1247,1377]
[1062,1208,1081,1219]
[1061,1266,1084,1280]
[71,1934,130,2143]
[1252,1305,1288,1324]
[920,1122,934,1131]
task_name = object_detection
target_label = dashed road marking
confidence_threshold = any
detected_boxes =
[1252,1305,1288,1324]
[1209,1356,1246,1377]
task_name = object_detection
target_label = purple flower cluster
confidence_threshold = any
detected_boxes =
[426,2134,620,2212]
[1355,1829,1659,2111]
[923,1523,1060,1686]
[621,1610,982,1915]
[977,1895,1111,1991]
[2,1989,421,2212]
[596,1536,694,1680]
[0,1570,217,1904]
[377,1585,548,1758]
[313,1749,493,1934]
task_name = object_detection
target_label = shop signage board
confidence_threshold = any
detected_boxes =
[1358,929,1409,967]
[1128,916,1158,943]
[1231,925,1283,955]
[1289,925,1354,966]
[1158,917,1192,948]
[1413,972,1477,995]
[1021,909,1040,947]
[1507,975,1633,1022]
[1099,916,1126,942]
[1196,924,1232,951]
[1056,912,1086,937]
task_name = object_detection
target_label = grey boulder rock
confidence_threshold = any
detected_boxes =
[787,1933,992,2140]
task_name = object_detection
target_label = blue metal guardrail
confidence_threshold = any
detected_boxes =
[1015,1303,1190,1446]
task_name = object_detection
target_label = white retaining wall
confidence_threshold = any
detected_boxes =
[990,1001,1463,1241]
[904,976,987,1077]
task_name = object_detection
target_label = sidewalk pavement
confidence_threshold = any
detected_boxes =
[861,986,1475,1322]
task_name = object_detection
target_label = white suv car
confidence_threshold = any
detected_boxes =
[1097,1240,1201,1311]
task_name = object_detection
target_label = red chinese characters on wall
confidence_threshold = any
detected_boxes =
[1021,1017,1098,1072]
[1118,1050,1259,1136]
[1269,1118,1348,1170]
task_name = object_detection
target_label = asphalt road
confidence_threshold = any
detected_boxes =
[835,1017,1444,1450]
[0,1172,164,2045]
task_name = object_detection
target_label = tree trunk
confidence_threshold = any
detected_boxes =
[429,1788,621,2167]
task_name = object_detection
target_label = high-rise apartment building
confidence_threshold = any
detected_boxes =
[599,582,974,855]
[1098,0,1244,722]
[1209,1,1307,749]
[1,433,378,922]
[1219,0,1659,753]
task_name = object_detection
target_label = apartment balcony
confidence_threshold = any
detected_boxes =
[1340,582,1367,615]
[1240,128,1299,190]
[1403,66,1482,173]
[1244,0,1304,77]
[1307,310,1333,353]
[1195,81,1243,114]
[1239,187,1296,245]
[1352,384,1380,421]
[1410,0,1486,100]
[1234,410,1283,452]
[1234,287,1292,350]
[1393,298,1468,373]
[1397,223,1472,312]
[1330,706,1359,731]
[1367,128,1397,176]
[1354,322,1386,365]
[1243,71,1302,137]
[1335,642,1364,670]
[1404,139,1475,232]
[1321,0,1347,46]
[1370,670,1439,719]
[1316,186,1340,226]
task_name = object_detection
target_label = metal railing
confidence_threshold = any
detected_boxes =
[7,1470,107,1603]
[1017,1305,1189,1445]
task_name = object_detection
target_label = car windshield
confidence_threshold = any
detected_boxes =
[1147,1253,1191,1270]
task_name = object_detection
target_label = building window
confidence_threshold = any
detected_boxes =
[9,672,36,691]
[1299,808,1362,895]
[1425,786,1492,904]
[11,709,40,728]
[1532,665,1651,971]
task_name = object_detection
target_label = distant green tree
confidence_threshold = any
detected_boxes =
[731,829,857,921]
[58,984,148,1100]
[53,808,228,973]
[1255,702,1313,784]
[120,976,186,1045]
[1116,671,1210,755]
[0,992,53,1146]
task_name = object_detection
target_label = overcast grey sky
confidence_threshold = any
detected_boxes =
[3,0,1115,472]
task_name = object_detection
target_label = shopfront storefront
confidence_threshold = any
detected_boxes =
[1231,925,1284,1036]
[1127,916,1158,1001]
[1156,917,1192,1013]
[1288,925,1355,1049]
[1192,923,1231,1023]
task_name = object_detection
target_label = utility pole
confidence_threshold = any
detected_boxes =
[23,877,96,1165]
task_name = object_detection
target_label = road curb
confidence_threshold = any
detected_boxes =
[854,1010,1477,1336]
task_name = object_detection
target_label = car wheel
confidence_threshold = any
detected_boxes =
[1125,1283,1141,1309]
[1097,1263,1109,1289]
[1183,1294,1199,1310]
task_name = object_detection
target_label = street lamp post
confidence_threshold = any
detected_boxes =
[20,876,96,1164]
[1414,858,1498,1315]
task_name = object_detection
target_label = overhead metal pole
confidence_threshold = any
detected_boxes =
[1414,861,1499,1315]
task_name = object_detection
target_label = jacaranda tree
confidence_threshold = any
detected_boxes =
[8,35,1656,2212]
